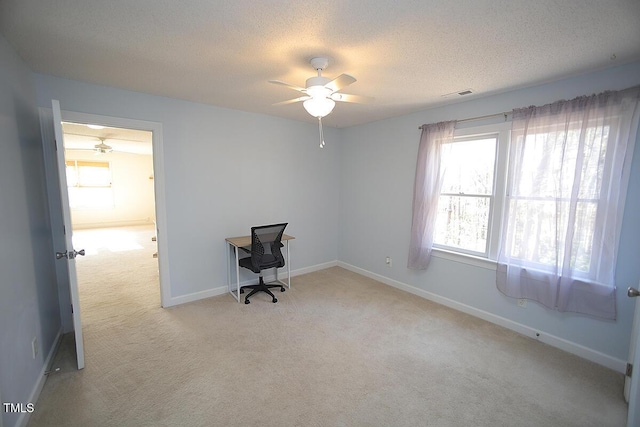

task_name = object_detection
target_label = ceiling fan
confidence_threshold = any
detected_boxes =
[270,57,372,148]
[93,138,113,154]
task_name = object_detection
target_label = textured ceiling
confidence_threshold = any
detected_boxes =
[2,0,640,128]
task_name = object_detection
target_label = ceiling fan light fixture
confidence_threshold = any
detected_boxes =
[303,96,335,118]
[303,84,335,118]
[270,56,369,131]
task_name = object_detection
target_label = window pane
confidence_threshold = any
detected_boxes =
[508,124,608,273]
[68,187,114,209]
[440,137,496,195]
[77,161,111,187]
[578,126,608,200]
[507,198,596,273]
[513,125,608,200]
[66,163,78,187]
[434,195,490,253]
[508,198,558,268]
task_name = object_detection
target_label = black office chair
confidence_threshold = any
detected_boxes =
[238,223,288,304]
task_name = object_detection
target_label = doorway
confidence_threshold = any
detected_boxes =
[40,105,170,370]
[61,122,162,328]
[59,111,170,310]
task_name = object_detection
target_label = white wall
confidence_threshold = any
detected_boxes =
[0,35,61,427]
[65,150,155,228]
[339,61,640,365]
[34,75,341,307]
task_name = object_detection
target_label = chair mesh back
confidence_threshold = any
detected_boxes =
[250,223,287,269]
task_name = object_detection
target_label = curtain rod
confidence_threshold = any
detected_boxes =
[418,111,510,129]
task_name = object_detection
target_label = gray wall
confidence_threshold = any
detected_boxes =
[34,74,341,308]
[0,36,61,427]
[339,61,640,362]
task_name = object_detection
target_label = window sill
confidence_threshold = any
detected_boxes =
[431,248,497,270]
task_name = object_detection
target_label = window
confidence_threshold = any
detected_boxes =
[416,87,638,319]
[432,123,510,262]
[505,125,607,275]
[66,160,114,209]
[434,136,497,256]
[432,118,624,272]
[495,87,640,321]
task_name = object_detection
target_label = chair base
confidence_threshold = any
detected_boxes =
[240,276,285,304]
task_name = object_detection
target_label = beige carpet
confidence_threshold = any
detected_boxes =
[28,226,627,426]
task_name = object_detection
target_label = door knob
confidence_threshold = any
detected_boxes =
[68,249,86,259]
[628,287,640,298]
[56,249,86,260]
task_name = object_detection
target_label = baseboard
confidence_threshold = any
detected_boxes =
[16,328,63,427]
[338,261,627,374]
[285,260,338,277]
[164,260,339,307]
[165,286,229,307]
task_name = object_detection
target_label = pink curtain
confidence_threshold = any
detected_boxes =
[497,87,640,320]
[408,121,456,269]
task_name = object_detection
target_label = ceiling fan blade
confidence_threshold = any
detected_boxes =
[325,74,356,92]
[273,96,310,106]
[331,93,374,104]
[269,80,307,93]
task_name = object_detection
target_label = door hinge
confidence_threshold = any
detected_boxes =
[70,304,73,314]
[627,363,633,377]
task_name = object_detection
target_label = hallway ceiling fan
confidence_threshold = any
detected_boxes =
[93,138,114,154]
[270,57,373,148]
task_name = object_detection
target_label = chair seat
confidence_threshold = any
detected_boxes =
[238,254,282,273]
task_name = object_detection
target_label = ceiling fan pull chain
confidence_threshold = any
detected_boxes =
[318,117,325,148]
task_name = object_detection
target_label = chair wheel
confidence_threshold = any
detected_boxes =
[245,299,250,304]
[240,288,245,294]
[272,298,278,303]
[280,287,285,292]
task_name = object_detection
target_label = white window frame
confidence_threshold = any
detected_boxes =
[504,120,614,280]
[66,160,112,187]
[431,122,511,269]
[66,159,114,209]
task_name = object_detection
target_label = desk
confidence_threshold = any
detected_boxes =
[225,234,294,303]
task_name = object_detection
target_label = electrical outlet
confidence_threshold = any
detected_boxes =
[385,256,392,267]
[32,337,38,359]
[517,298,527,308]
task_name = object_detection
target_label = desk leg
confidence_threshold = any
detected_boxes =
[235,246,241,303]
[227,243,239,302]
[227,242,231,293]
[287,240,291,289]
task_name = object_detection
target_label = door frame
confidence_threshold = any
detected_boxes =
[626,291,640,401]
[628,290,640,426]
[60,110,171,308]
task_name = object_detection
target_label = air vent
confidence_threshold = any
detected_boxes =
[441,88,474,99]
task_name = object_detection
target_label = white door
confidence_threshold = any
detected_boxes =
[627,286,640,427]
[52,100,85,370]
